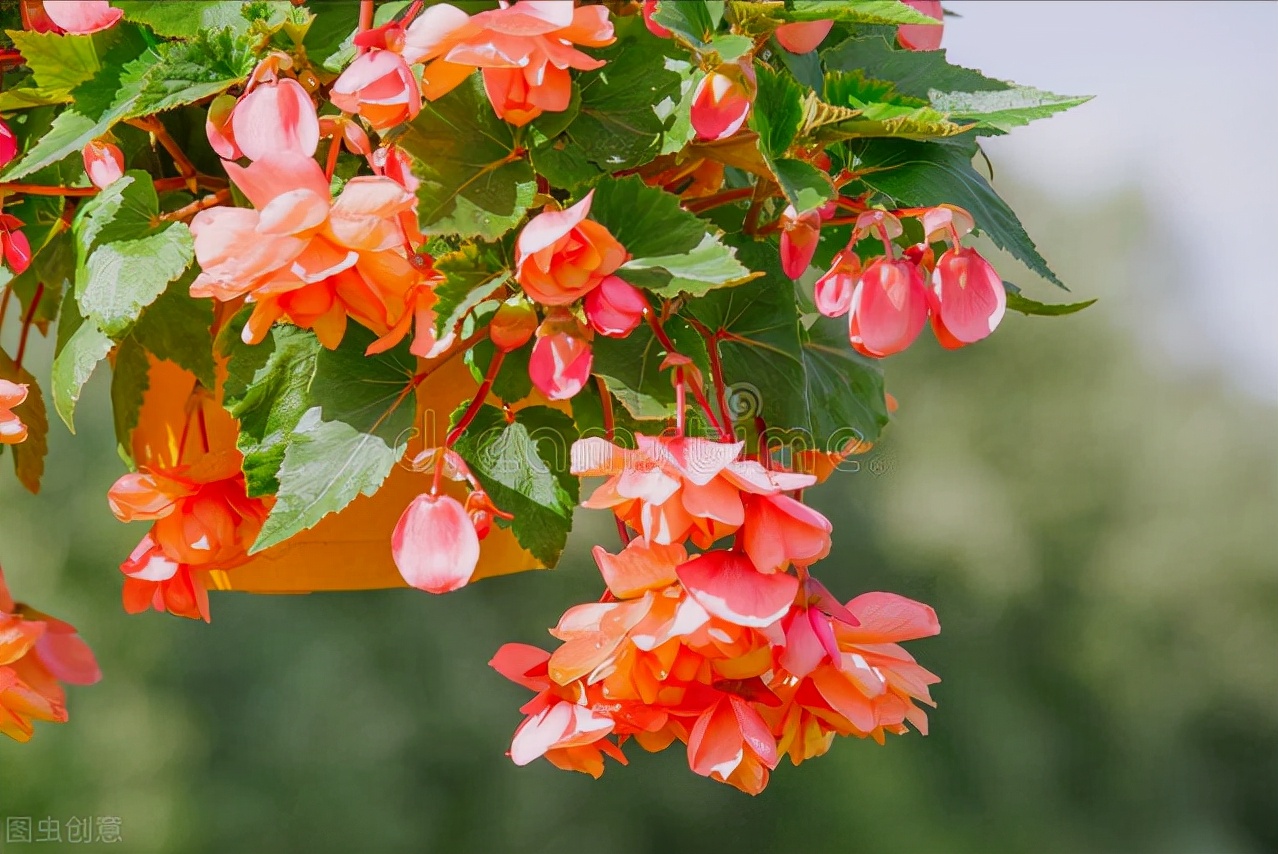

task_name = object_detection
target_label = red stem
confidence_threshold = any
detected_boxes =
[643,307,729,439]
[445,350,504,447]
[0,287,11,333]
[14,283,42,371]
[356,0,375,52]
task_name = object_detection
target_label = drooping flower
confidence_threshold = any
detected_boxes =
[929,247,1007,349]
[0,567,101,742]
[515,192,628,306]
[0,380,29,445]
[779,204,822,279]
[39,0,122,34]
[0,119,17,168]
[687,693,779,795]
[740,493,833,573]
[405,1,616,126]
[690,62,755,141]
[207,69,320,163]
[330,48,423,130]
[897,0,945,51]
[82,140,124,189]
[571,435,814,547]
[189,152,419,348]
[529,309,593,401]
[584,275,646,337]
[814,248,860,318]
[392,492,481,593]
[0,214,31,275]
[675,549,800,628]
[774,20,834,54]
[848,257,930,358]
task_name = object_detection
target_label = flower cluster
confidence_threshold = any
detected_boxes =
[0,568,100,742]
[491,435,939,793]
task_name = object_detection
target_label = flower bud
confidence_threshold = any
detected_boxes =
[929,247,1006,349]
[774,20,834,54]
[82,140,124,189]
[392,492,481,594]
[848,257,929,358]
[813,249,860,317]
[897,0,944,51]
[529,310,593,401]
[0,119,17,169]
[779,204,822,279]
[490,297,539,351]
[584,275,646,338]
[690,61,755,142]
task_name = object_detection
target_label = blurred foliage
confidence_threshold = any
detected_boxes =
[2,184,1275,853]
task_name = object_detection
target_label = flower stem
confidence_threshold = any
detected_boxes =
[158,189,231,223]
[357,0,375,52]
[445,349,504,448]
[643,305,730,440]
[14,283,42,372]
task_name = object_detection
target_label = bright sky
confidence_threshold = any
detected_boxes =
[942,1,1278,401]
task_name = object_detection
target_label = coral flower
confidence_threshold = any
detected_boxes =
[774,20,834,54]
[740,493,833,573]
[779,204,822,279]
[814,248,860,317]
[690,63,755,141]
[0,214,32,275]
[0,567,100,742]
[571,435,814,547]
[897,0,945,51]
[40,0,122,34]
[392,492,481,593]
[190,152,419,348]
[330,49,423,131]
[687,693,778,794]
[848,257,930,358]
[404,1,616,126]
[929,247,1007,349]
[0,379,29,444]
[0,119,17,168]
[207,74,320,163]
[529,309,593,401]
[584,275,646,337]
[82,140,124,189]
[515,192,628,307]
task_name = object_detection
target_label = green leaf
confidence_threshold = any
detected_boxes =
[223,324,417,550]
[687,242,888,447]
[771,158,835,212]
[73,171,194,335]
[530,136,604,191]
[465,338,533,405]
[397,74,537,240]
[302,2,360,74]
[115,1,251,37]
[129,280,215,387]
[109,335,150,461]
[856,139,1064,287]
[592,317,710,421]
[814,70,974,141]
[50,295,112,433]
[929,86,1093,134]
[431,242,510,338]
[5,30,101,104]
[589,175,753,297]
[0,350,48,493]
[451,404,579,566]
[1005,285,1095,316]
[776,0,942,25]
[651,0,724,47]
[823,36,1003,100]
[749,64,805,158]
[570,21,686,171]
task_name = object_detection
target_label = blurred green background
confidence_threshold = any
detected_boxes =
[3,177,1276,853]
[4,0,1278,847]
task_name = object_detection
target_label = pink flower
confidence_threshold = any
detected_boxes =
[929,247,1006,348]
[40,1,122,34]
[848,257,929,358]
[206,74,319,162]
[529,310,593,401]
[675,549,800,628]
[0,380,29,445]
[406,1,616,126]
[687,694,778,794]
[584,275,646,337]
[330,49,422,131]
[897,0,944,51]
[642,0,672,38]
[515,191,628,306]
[82,140,124,189]
[0,119,17,169]
[779,204,821,279]
[190,152,418,348]
[691,62,755,141]
[774,20,834,54]
[0,214,31,276]
[393,492,481,593]
[741,493,833,573]
[814,249,860,317]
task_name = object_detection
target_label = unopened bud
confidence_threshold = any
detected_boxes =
[490,297,538,351]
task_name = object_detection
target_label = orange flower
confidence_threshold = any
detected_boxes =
[0,567,100,742]
[0,379,29,444]
[571,435,814,547]
[406,1,616,126]
[514,191,627,306]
